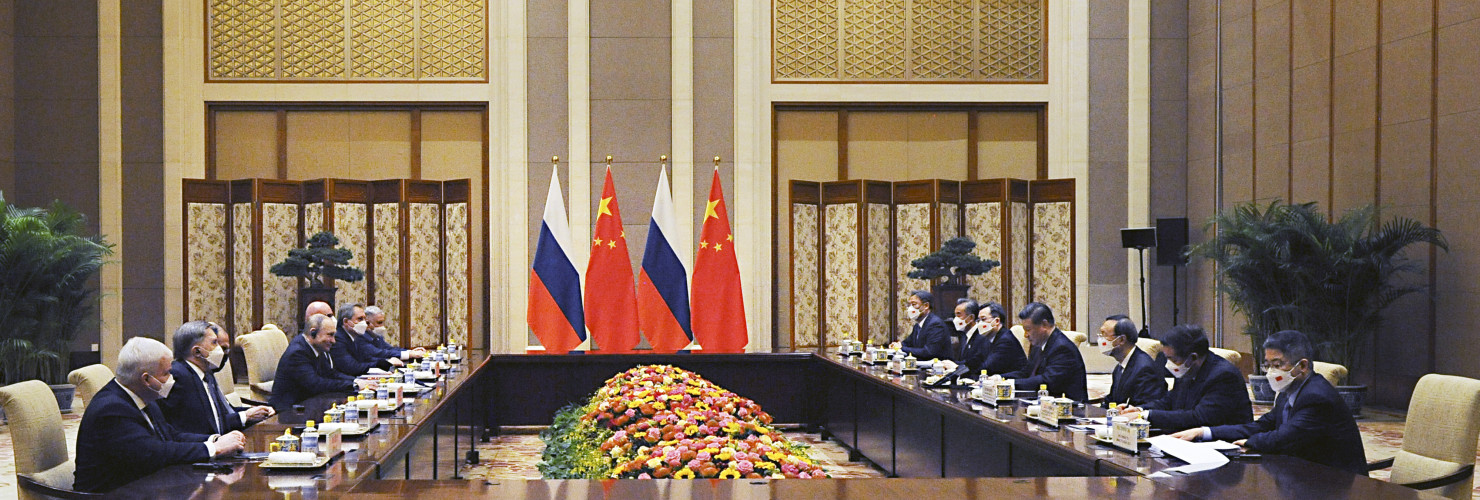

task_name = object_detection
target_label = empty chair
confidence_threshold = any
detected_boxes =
[67,364,114,409]
[0,380,98,498]
[1368,374,1480,500]
[1135,337,1162,359]
[1311,361,1348,387]
[1010,324,1030,358]
[239,327,291,402]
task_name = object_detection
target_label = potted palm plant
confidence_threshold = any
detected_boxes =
[908,237,1001,317]
[270,231,364,323]
[0,192,113,413]
[1190,200,1446,414]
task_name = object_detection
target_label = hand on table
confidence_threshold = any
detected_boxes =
[1233,439,1247,448]
[356,378,378,391]
[243,405,273,421]
[409,348,427,359]
[211,431,246,457]
[1169,427,1205,441]
[387,357,405,367]
[888,342,902,350]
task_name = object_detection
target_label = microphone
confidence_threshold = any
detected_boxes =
[927,364,973,387]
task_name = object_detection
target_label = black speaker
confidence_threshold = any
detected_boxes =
[1156,217,1189,266]
[1121,227,1156,249]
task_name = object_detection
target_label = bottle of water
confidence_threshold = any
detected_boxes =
[403,366,416,385]
[344,398,359,425]
[302,420,320,455]
[376,380,389,401]
[1037,384,1050,407]
[1106,403,1119,429]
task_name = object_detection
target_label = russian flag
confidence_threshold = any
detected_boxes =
[528,166,586,354]
[637,164,696,353]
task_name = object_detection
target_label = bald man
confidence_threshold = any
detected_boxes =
[304,301,333,322]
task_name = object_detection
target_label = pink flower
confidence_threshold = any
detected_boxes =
[782,464,798,475]
[638,473,652,479]
[798,472,811,479]
[613,431,627,440]
[687,459,703,470]
[665,449,681,461]
[736,460,755,474]
[625,409,636,418]
[697,451,712,462]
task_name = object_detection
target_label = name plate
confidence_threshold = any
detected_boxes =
[1036,400,1060,427]
[1112,422,1139,454]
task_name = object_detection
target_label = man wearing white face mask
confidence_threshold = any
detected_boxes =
[357,305,426,362]
[329,302,400,376]
[75,337,246,493]
[1169,330,1366,475]
[890,290,952,360]
[1119,325,1252,432]
[159,321,274,435]
[1101,315,1167,406]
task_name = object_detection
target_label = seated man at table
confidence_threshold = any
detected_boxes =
[75,337,246,493]
[963,301,1027,376]
[270,314,377,412]
[997,302,1087,401]
[356,305,426,362]
[328,302,399,376]
[890,290,952,361]
[1171,330,1366,475]
[158,321,274,435]
[1120,324,1252,432]
[1100,314,1168,407]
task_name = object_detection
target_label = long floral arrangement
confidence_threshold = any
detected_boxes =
[537,364,828,479]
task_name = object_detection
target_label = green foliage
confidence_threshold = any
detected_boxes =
[907,237,1000,283]
[537,400,615,479]
[269,231,365,286]
[0,192,114,384]
[1188,200,1447,380]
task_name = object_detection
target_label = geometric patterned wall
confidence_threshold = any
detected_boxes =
[207,0,486,80]
[773,0,1045,82]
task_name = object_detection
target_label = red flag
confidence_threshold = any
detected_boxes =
[690,168,748,353]
[584,167,641,353]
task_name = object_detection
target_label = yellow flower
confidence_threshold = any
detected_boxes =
[646,458,663,469]
[653,401,667,410]
[761,435,773,445]
[674,468,696,479]
[716,452,733,461]
[685,425,700,435]
[756,427,770,434]
[718,468,741,479]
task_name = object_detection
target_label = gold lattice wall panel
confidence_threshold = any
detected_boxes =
[208,0,486,81]
[772,0,1045,82]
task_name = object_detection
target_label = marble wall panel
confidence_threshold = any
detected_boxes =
[187,203,228,325]
[895,203,932,336]
[791,204,820,348]
[965,202,1004,304]
[866,203,892,344]
[408,203,442,347]
[333,203,368,307]
[372,203,402,345]
[1032,202,1073,329]
[444,203,469,346]
[232,203,255,334]
[262,203,301,330]
[824,205,859,346]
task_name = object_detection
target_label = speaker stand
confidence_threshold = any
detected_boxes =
[1135,246,1150,338]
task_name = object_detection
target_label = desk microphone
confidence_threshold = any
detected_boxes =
[928,364,972,387]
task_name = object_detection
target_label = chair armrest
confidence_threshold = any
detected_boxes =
[241,397,270,407]
[16,472,101,499]
[1398,465,1474,491]
[1367,457,1395,471]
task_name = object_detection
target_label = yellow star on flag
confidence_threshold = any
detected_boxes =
[598,196,614,218]
[727,233,733,242]
[714,243,723,251]
[608,240,616,248]
[700,241,709,249]
[592,237,604,247]
[704,199,720,220]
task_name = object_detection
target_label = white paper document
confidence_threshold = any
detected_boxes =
[1146,435,1230,476]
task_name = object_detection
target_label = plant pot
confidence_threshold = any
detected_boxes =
[1336,384,1367,417]
[1249,375,1276,404]
[930,283,969,321]
[50,383,76,414]
[298,285,338,328]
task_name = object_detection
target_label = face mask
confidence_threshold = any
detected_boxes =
[202,345,226,370]
[1166,358,1190,378]
[952,317,968,331]
[353,321,368,335]
[372,326,387,337]
[148,372,175,399]
[1266,362,1302,393]
[1099,337,1117,356]
[907,306,921,321]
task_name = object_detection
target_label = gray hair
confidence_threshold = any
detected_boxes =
[363,305,384,319]
[304,314,334,338]
[336,302,363,327]
[171,321,215,361]
[116,337,171,381]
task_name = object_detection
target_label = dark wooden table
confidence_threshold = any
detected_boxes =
[88,351,1437,499]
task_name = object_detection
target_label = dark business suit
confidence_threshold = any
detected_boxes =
[157,360,247,436]
[1106,348,1169,406]
[900,313,952,361]
[1003,329,1088,401]
[74,380,210,493]
[354,330,403,361]
[270,335,360,412]
[329,326,393,377]
[1140,353,1253,431]
[1210,374,1366,475]
[961,327,1028,376]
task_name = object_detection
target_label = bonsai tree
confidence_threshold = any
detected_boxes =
[270,231,365,287]
[1188,200,1446,381]
[0,192,113,385]
[908,237,1001,284]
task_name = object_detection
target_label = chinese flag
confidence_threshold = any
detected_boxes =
[690,167,748,353]
[583,167,641,353]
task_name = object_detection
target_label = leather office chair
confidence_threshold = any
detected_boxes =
[1208,347,1243,373]
[66,364,113,410]
[213,355,247,407]
[239,327,290,402]
[1311,361,1348,387]
[1062,331,1088,345]
[1368,374,1480,500]
[0,380,98,499]
[1135,337,1162,359]
[1010,325,1030,358]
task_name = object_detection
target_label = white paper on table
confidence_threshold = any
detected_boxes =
[1147,435,1229,474]
[366,367,389,375]
[1204,440,1241,450]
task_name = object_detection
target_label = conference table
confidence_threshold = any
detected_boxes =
[87,351,1436,499]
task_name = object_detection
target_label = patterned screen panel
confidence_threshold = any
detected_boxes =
[187,203,229,326]
[865,204,892,345]
[372,203,402,345]
[304,203,325,242]
[208,0,486,81]
[773,0,1045,82]
[823,205,860,347]
[232,204,256,334]
[1032,202,1072,329]
[939,203,960,240]
[964,202,1003,306]
[408,203,442,347]
[443,203,470,346]
[894,203,932,337]
[1010,202,1029,315]
[261,203,302,330]
[334,203,369,307]
[790,204,821,348]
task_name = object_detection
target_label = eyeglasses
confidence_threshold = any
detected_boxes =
[1262,358,1295,371]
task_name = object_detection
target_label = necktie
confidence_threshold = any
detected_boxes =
[142,406,162,438]
[1111,365,1124,402]
[204,373,231,433]
[1029,345,1043,376]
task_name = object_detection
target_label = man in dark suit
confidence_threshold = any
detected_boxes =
[328,303,398,376]
[998,302,1087,401]
[158,321,274,435]
[1100,314,1168,406]
[891,290,952,360]
[963,301,1028,376]
[75,337,245,493]
[270,314,377,412]
[1121,324,1252,432]
[1172,330,1366,475]
[354,305,426,363]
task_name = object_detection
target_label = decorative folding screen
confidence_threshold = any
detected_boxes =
[892,180,961,339]
[182,181,231,327]
[961,179,1030,314]
[820,181,893,347]
[1028,179,1075,330]
[788,181,822,349]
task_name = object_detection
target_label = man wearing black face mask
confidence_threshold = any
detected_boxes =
[1119,324,1252,432]
[159,321,274,435]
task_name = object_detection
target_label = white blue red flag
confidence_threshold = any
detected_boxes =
[637,164,695,352]
[528,166,586,354]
